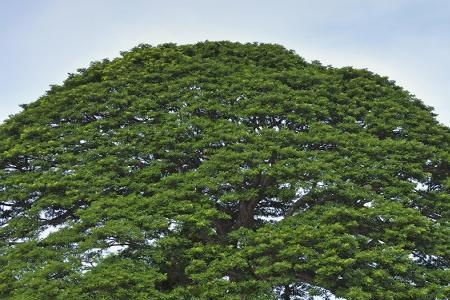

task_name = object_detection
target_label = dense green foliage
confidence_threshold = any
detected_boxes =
[0,41,449,299]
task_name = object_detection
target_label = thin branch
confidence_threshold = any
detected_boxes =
[285,182,317,217]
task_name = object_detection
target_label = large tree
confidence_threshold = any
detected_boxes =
[0,41,448,300]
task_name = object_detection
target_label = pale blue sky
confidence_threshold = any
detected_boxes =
[1,0,449,125]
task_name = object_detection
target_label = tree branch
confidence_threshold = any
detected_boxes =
[285,182,317,217]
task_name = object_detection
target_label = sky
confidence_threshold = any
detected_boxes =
[0,0,449,126]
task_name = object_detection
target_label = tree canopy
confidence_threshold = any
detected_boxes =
[0,41,449,300]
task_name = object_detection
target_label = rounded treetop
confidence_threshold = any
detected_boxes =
[0,41,449,299]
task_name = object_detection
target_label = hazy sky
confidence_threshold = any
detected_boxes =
[1,0,449,125]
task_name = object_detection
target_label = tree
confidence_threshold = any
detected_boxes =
[0,41,448,300]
